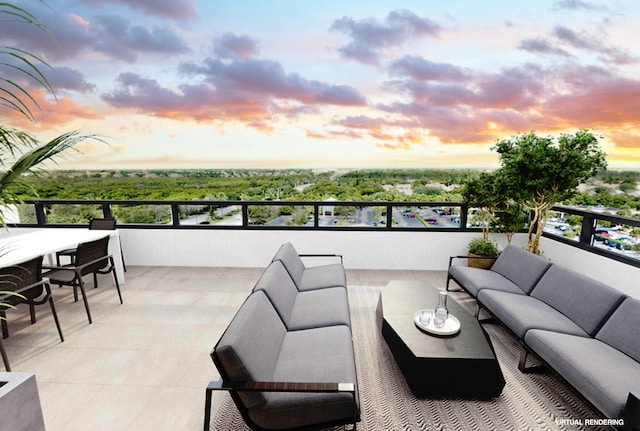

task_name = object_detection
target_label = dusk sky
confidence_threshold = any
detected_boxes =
[3,0,640,170]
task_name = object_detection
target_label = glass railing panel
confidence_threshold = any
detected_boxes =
[15,204,37,224]
[394,206,461,228]
[592,220,640,260]
[43,204,105,224]
[543,211,582,242]
[247,204,313,227]
[177,204,243,226]
[318,205,386,228]
[111,204,172,225]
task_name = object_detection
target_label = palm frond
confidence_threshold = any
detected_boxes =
[0,1,55,122]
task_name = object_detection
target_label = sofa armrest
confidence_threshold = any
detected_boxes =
[448,255,495,268]
[299,253,343,264]
[624,390,640,431]
[208,378,355,394]
[204,378,357,431]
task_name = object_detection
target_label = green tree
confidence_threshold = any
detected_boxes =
[493,130,607,254]
[462,171,506,241]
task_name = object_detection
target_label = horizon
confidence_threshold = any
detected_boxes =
[2,1,640,170]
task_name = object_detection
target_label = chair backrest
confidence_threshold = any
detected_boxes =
[0,256,44,304]
[76,236,111,276]
[89,218,116,230]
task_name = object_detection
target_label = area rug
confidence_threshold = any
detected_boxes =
[211,285,607,431]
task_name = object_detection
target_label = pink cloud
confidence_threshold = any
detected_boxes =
[331,10,443,65]
[82,0,196,20]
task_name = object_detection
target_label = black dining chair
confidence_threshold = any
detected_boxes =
[56,217,127,271]
[43,236,123,325]
[0,255,65,371]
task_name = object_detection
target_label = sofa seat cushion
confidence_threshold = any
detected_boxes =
[299,263,347,291]
[289,287,351,330]
[530,265,626,336]
[596,297,640,363]
[478,290,588,339]
[490,245,552,294]
[248,325,358,430]
[449,265,526,298]
[525,329,640,419]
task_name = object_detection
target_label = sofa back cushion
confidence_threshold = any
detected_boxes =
[490,245,552,294]
[213,291,286,408]
[531,264,625,336]
[596,297,639,362]
[272,242,305,288]
[253,261,298,327]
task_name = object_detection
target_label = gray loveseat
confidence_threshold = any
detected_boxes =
[447,245,640,430]
[204,242,359,431]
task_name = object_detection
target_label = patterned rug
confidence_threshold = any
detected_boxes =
[211,285,607,431]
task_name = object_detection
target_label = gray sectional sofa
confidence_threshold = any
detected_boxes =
[447,245,640,430]
[204,242,359,431]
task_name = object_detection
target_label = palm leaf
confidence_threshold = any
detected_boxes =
[0,1,55,122]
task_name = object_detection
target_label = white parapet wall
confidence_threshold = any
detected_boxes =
[118,228,528,270]
[5,227,639,298]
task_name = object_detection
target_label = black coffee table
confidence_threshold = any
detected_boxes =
[376,280,505,398]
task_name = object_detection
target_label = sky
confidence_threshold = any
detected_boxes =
[2,0,640,170]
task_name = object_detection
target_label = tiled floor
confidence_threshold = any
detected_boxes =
[1,265,442,431]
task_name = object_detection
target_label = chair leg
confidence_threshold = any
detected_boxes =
[1,310,8,339]
[46,284,64,342]
[0,337,10,371]
[93,273,98,289]
[76,279,93,324]
[204,383,214,431]
[29,304,36,325]
[110,258,123,304]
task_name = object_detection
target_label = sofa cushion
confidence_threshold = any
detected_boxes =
[253,261,299,326]
[272,242,306,288]
[525,329,640,419]
[300,263,347,291]
[290,287,351,330]
[449,265,526,298]
[249,325,358,430]
[272,242,346,291]
[213,291,286,408]
[253,261,350,330]
[530,265,626,336]
[596,297,639,363]
[478,290,588,339]
[490,245,552,294]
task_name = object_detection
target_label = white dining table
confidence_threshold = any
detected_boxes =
[0,228,125,283]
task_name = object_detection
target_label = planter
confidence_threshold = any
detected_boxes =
[0,372,45,431]
[467,253,496,269]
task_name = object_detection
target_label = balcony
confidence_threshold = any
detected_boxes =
[1,201,639,430]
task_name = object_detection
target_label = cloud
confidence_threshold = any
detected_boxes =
[2,10,190,64]
[373,51,640,150]
[45,67,96,93]
[518,38,572,57]
[552,0,606,11]
[389,56,470,81]
[103,52,367,127]
[331,10,443,64]
[552,26,638,65]
[214,33,261,60]
[0,89,102,129]
[93,15,190,62]
[81,0,196,20]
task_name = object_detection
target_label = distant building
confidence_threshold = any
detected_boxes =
[321,197,338,216]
